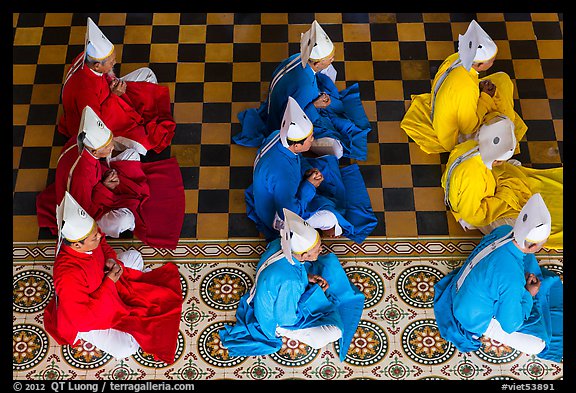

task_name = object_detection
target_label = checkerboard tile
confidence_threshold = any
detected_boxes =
[12,12,563,244]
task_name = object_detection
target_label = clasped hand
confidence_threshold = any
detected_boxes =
[479,79,496,97]
[103,169,120,190]
[110,78,127,96]
[313,92,331,109]
[524,273,541,297]
[105,258,123,283]
[304,168,324,188]
[308,273,329,291]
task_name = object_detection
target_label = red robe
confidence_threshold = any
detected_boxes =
[36,137,185,249]
[43,234,183,364]
[58,52,175,154]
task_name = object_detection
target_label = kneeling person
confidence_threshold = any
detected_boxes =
[43,192,183,363]
[219,208,365,361]
[434,193,563,362]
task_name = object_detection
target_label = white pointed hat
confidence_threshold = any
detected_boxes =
[458,20,497,71]
[280,208,321,262]
[477,115,516,170]
[300,20,334,67]
[513,193,551,248]
[85,17,115,61]
[77,106,113,152]
[56,191,97,253]
[280,96,314,148]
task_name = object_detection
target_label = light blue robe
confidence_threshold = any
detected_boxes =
[246,130,377,243]
[233,53,372,160]
[434,225,563,362]
[219,238,365,361]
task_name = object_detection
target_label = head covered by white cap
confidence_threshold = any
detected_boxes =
[513,193,551,248]
[300,20,335,68]
[85,17,115,61]
[56,191,97,254]
[477,115,516,170]
[458,20,498,71]
[280,96,314,148]
[77,106,113,153]
[280,208,321,263]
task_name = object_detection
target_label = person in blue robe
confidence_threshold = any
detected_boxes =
[219,208,365,361]
[233,20,371,161]
[433,193,563,362]
[246,97,377,243]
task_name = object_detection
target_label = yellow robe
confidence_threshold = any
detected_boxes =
[442,140,563,250]
[401,53,528,154]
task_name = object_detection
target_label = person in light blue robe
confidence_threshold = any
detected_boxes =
[219,209,365,361]
[433,194,563,362]
[245,97,377,243]
[233,20,371,161]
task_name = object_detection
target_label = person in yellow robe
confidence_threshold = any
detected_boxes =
[401,20,527,154]
[441,115,562,250]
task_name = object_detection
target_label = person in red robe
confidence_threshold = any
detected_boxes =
[36,106,184,249]
[58,17,175,155]
[44,192,183,363]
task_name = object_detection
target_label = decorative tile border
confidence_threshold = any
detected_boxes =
[13,238,563,263]
[13,257,563,380]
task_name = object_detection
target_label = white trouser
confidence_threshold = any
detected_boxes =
[121,67,158,84]
[76,250,146,359]
[97,208,135,238]
[276,325,342,349]
[306,210,343,236]
[117,250,145,271]
[112,73,155,155]
[109,148,141,163]
[320,64,337,84]
[483,318,546,355]
[310,137,344,159]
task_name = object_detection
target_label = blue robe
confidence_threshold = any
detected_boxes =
[233,53,372,160]
[219,238,365,361]
[246,130,377,243]
[433,225,563,362]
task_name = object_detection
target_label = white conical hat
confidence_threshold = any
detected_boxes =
[56,191,97,254]
[300,20,334,67]
[279,208,321,262]
[513,193,552,248]
[477,115,516,170]
[85,17,115,61]
[458,20,497,71]
[279,96,314,148]
[77,106,113,151]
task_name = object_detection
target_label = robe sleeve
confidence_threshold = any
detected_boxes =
[253,274,301,338]
[453,168,516,227]
[452,82,495,138]
[70,83,108,121]
[92,181,117,207]
[494,267,534,334]
[490,165,533,211]
[273,168,317,220]
[454,91,480,136]
[476,92,495,127]
[68,169,102,219]
[293,84,321,124]
[53,260,129,333]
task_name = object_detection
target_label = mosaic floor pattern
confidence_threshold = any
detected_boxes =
[12,11,564,383]
[13,239,563,381]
